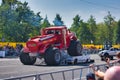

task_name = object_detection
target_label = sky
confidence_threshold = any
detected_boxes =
[1,0,120,27]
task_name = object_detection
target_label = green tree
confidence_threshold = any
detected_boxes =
[70,15,82,37]
[71,15,81,28]
[104,11,115,44]
[78,21,93,44]
[41,15,50,28]
[87,15,97,34]
[96,23,108,44]
[0,3,18,41]
[16,1,42,26]
[2,0,17,6]
[0,0,42,42]
[114,20,120,44]
[53,14,64,26]
[87,15,97,43]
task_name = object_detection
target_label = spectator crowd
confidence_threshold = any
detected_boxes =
[0,43,23,57]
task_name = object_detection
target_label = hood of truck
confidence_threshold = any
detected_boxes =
[26,34,55,52]
[39,34,54,41]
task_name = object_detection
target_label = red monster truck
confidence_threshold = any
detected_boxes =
[20,26,82,66]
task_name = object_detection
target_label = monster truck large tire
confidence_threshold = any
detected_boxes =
[19,52,36,65]
[44,47,61,66]
[67,40,82,56]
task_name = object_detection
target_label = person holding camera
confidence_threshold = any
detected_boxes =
[88,52,120,80]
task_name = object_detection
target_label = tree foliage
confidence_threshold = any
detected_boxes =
[41,15,50,28]
[0,0,42,42]
[104,11,115,44]
[70,15,83,37]
[95,23,108,44]
[0,1,120,45]
[78,21,93,44]
[114,20,120,44]
[71,15,81,28]
[70,13,119,44]
[87,15,96,43]
[87,15,97,33]
[53,14,64,26]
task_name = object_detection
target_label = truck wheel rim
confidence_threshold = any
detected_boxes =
[55,52,60,62]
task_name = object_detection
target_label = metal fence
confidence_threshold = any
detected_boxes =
[2,63,119,80]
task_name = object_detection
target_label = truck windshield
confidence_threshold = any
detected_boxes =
[46,30,61,35]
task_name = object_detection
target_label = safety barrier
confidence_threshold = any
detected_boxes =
[3,63,119,80]
[0,42,25,48]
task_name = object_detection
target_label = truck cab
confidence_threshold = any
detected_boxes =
[41,26,76,49]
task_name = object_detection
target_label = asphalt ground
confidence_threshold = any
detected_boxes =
[0,54,108,79]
